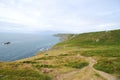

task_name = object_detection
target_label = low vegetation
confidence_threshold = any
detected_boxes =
[0,29,120,79]
[55,29,120,76]
[94,58,120,75]
[64,61,88,69]
[22,61,37,64]
[0,63,52,80]
[35,64,56,68]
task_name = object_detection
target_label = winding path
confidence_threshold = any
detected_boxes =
[54,56,119,80]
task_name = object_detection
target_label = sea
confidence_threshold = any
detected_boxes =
[0,33,60,61]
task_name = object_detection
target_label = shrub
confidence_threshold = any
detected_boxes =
[22,61,37,64]
[94,58,120,75]
[64,61,89,69]
[35,64,55,68]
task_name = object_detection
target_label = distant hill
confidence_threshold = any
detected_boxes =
[56,29,120,47]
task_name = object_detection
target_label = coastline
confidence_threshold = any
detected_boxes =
[0,34,73,62]
[0,29,120,80]
[0,34,61,62]
[36,34,64,55]
[13,34,70,62]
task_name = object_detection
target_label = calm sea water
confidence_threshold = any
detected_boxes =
[0,33,60,61]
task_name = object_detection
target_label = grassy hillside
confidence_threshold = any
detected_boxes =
[0,29,120,80]
[55,29,120,76]
[0,62,52,80]
[56,29,120,47]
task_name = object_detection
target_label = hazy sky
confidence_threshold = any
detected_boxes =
[0,0,120,33]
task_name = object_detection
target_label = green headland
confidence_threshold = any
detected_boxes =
[0,29,120,80]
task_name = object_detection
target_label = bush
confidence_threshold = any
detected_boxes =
[64,61,89,69]
[35,56,55,60]
[94,58,120,75]
[35,64,55,68]
[22,61,37,64]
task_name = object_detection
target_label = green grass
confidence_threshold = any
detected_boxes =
[58,53,70,56]
[94,58,120,76]
[66,46,120,57]
[56,29,120,47]
[0,68,52,80]
[35,56,56,60]
[1,29,120,79]
[64,61,89,69]
[55,29,120,76]
[94,73,101,77]
[81,49,120,57]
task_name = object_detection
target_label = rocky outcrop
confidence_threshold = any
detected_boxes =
[4,42,11,45]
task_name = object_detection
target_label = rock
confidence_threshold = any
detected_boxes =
[4,42,11,45]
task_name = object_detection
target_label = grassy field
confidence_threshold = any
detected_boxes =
[0,62,52,80]
[0,29,120,79]
[55,29,120,76]
[0,48,89,80]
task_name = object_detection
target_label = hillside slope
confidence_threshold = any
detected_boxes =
[0,29,120,80]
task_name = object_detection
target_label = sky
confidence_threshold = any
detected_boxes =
[0,0,120,33]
